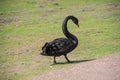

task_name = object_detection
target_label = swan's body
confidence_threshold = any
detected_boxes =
[40,16,79,64]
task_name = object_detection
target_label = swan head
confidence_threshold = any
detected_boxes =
[71,16,79,27]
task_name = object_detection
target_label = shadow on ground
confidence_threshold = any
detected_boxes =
[51,59,96,65]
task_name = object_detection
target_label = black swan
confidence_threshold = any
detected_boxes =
[40,15,79,64]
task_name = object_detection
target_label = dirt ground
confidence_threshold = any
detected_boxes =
[33,54,120,80]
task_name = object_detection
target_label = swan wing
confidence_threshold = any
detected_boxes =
[50,38,73,53]
[42,38,74,56]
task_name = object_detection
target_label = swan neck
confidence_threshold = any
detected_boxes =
[62,16,78,44]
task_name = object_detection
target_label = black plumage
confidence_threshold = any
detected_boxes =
[40,15,79,64]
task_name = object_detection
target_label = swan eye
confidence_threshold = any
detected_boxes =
[72,18,78,25]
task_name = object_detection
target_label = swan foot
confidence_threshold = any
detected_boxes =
[64,54,70,63]
[53,56,57,64]
[54,61,56,64]
[67,60,71,63]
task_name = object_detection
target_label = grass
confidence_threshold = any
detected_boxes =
[0,0,120,80]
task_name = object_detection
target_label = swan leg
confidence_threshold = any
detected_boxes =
[64,54,70,63]
[53,56,56,64]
